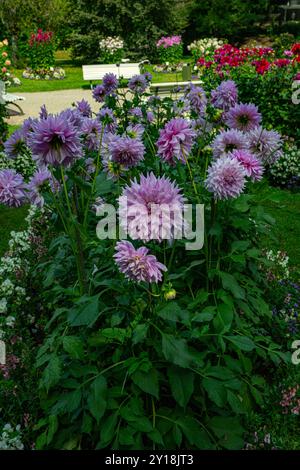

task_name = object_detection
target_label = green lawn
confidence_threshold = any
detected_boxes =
[0,204,29,257]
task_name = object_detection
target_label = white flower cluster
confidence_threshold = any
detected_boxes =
[99,36,124,53]
[266,250,290,279]
[0,205,42,330]
[0,151,36,179]
[0,424,24,450]
[269,146,300,188]
[188,38,224,56]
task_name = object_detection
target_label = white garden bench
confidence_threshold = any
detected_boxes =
[0,81,25,116]
[150,80,204,97]
[82,63,142,88]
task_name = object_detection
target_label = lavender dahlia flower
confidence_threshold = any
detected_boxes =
[97,107,117,133]
[205,157,246,200]
[4,129,27,159]
[21,117,38,144]
[60,108,83,129]
[102,73,118,93]
[27,114,82,167]
[211,80,238,112]
[186,85,207,116]
[0,169,27,207]
[126,124,144,139]
[75,99,92,117]
[146,111,154,123]
[157,118,196,165]
[225,103,262,132]
[129,107,143,120]
[229,149,264,181]
[93,85,106,103]
[119,172,185,242]
[81,118,103,152]
[108,135,145,168]
[28,168,51,207]
[246,126,283,164]
[128,74,148,94]
[114,240,167,283]
[212,129,249,159]
[143,72,153,83]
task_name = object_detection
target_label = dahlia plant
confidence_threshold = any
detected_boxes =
[0,74,289,450]
[27,29,55,73]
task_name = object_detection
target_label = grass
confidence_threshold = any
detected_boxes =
[0,204,29,257]
[252,181,300,271]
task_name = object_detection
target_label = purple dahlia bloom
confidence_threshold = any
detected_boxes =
[129,107,143,119]
[4,129,27,159]
[246,126,283,164]
[146,111,155,123]
[128,74,148,94]
[0,169,27,207]
[229,149,264,181]
[108,135,145,168]
[21,117,38,144]
[75,99,92,117]
[173,97,191,117]
[205,156,246,200]
[93,85,106,103]
[97,107,117,133]
[225,103,262,132]
[119,172,185,242]
[192,118,214,138]
[60,108,83,129]
[126,124,144,139]
[27,114,82,167]
[28,168,51,207]
[39,104,49,120]
[157,118,196,165]
[211,80,238,112]
[143,72,153,83]
[186,85,207,116]
[114,240,167,283]
[102,73,118,93]
[81,118,103,152]
[212,129,249,158]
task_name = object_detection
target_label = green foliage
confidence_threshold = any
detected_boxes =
[67,0,189,62]
[157,44,183,65]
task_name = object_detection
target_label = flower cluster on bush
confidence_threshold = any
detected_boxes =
[0,424,24,450]
[156,36,183,64]
[26,29,58,78]
[99,36,124,64]
[0,39,20,87]
[0,71,291,450]
[22,67,65,81]
[188,38,224,62]
[268,146,300,191]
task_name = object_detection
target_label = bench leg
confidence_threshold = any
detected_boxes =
[6,102,24,116]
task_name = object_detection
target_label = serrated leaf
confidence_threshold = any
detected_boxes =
[87,376,107,423]
[132,323,148,345]
[132,368,159,399]
[220,272,245,300]
[68,295,100,326]
[41,356,61,391]
[168,366,194,408]
[226,335,255,352]
[63,336,84,359]
[162,334,191,368]
[100,412,118,444]
[178,416,214,449]
[202,377,227,407]
[157,302,189,323]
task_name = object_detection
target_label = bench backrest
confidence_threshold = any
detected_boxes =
[82,63,141,81]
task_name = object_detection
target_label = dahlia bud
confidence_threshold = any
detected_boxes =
[164,288,176,301]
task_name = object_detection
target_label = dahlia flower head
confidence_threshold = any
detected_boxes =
[27,113,82,167]
[225,103,262,132]
[93,85,106,103]
[211,80,238,112]
[246,126,283,164]
[205,156,246,200]
[4,129,27,159]
[157,118,196,165]
[28,168,51,207]
[75,99,92,118]
[114,241,167,283]
[119,172,185,242]
[228,149,264,181]
[0,169,27,207]
[212,129,249,159]
[102,73,119,94]
[108,135,145,168]
[97,107,117,133]
[185,85,207,116]
[81,118,103,152]
[128,74,148,94]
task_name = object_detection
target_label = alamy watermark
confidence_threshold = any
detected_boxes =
[292,80,300,105]
[96,198,205,251]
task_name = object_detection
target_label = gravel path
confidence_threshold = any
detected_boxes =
[6,89,99,126]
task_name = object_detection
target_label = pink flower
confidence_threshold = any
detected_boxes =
[229,150,264,181]
[205,156,246,200]
[114,240,167,283]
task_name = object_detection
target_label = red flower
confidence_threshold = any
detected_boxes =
[291,43,300,56]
